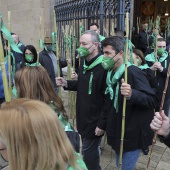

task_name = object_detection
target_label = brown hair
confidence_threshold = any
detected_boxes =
[132,48,146,65]
[0,99,82,170]
[14,66,67,119]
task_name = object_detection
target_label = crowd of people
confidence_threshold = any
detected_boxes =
[0,20,170,170]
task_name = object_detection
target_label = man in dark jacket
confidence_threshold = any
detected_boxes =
[56,30,110,170]
[145,38,170,115]
[39,36,67,93]
[101,36,156,170]
[150,110,170,147]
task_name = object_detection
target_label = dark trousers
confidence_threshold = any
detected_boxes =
[82,137,102,170]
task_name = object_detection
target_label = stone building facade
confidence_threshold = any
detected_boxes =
[0,0,57,49]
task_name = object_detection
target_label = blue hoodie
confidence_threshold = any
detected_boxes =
[0,61,8,98]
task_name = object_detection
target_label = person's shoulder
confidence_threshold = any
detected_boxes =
[128,65,145,76]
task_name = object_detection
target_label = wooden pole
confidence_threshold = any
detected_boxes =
[53,10,61,97]
[7,11,12,99]
[118,12,129,170]
[37,16,42,64]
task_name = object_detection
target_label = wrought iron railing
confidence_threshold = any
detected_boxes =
[54,0,133,59]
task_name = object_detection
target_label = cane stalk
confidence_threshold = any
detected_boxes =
[146,62,170,169]
[118,12,129,170]
[0,18,10,102]
[154,16,160,76]
[53,10,61,97]
[37,16,42,64]
[71,19,77,127]
[7,11,12,99]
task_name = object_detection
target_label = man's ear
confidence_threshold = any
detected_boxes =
[94,42,99,49]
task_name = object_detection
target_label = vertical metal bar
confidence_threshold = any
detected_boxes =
[117,0,125,31]
[100,0,104,35]
[129,0,134,39]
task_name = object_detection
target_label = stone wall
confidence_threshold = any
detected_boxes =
[0,0,56,49]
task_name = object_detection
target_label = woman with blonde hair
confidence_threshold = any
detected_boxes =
[14,66,80,152]
[0,99,87,170]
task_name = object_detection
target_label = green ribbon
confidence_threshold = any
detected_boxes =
[49,100,72,132]
[12,86,17,98]
[83,55,103,74]
[0,13,22,54]
[99,34,105,42]
[25,62,41,67]
[83,55,103,95]
[59,115,73,132]
[88,72,93,95]
[138,63,150,70]
[145,51,168,63]
[105,62,131,112]
[80,25,84,35]
[51,32,56,51]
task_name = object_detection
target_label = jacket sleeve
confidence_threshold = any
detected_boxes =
[127,67,156,109]
[64,80,78,91]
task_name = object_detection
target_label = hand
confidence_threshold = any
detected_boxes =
[71,71,78,79]
[95,127,105,136]
[150,110,170,137]
[55,77,67,87]
[120,79,132,98]
[154,62,163,71]
[150,63,158,71]
[67,58,71,64]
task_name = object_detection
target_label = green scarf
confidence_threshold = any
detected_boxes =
[83,55,103,74]
[83,55,103,95]
[105,62,131,112]
[99,34,105,42]
[49,101,72,131]
[139,63,150,70]
[145,51,168,63]
[25,62,41,67]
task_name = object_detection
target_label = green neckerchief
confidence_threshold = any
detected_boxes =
[105,62,131,112]
[83,55,103,74]
[58,115,73,132]
[49,101,72,131]
[67,153,88,170]
[83,55,103,95]
[25,62,41,67]
[17,42,23,48]
[139,63,150,70]
[0,13,22,54]
[145,51,168,63]
[99,34,105,42]
[12,86,17,98]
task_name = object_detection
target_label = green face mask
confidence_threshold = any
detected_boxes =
[101,56,116,70]
[46,45,53,51]
[25,54,34,62]
[76,45,94,58]
[157,48,165,56]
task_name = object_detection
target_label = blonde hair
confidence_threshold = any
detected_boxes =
[14,66,67,119]
[0,99,81,170]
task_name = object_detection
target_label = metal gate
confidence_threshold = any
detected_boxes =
[54,0,133,59]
